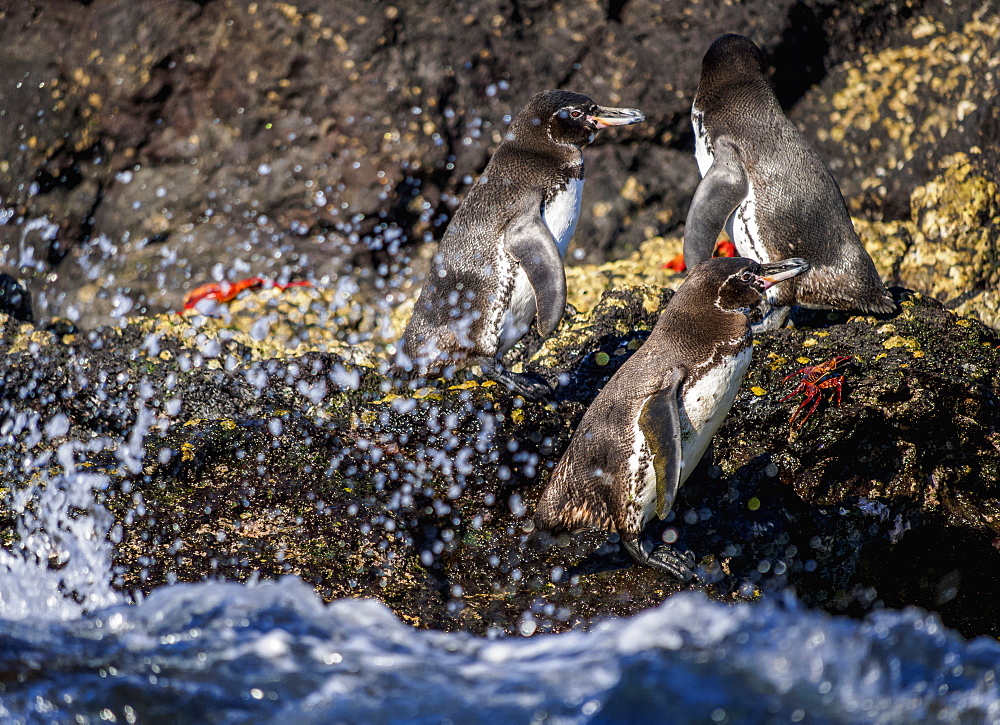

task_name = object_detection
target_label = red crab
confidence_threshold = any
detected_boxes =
[180,277,312,313]
[663,238,737,273]
[781,355,852,427]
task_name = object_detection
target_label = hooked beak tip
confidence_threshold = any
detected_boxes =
[759,258,810,289]
[588,109,645,129]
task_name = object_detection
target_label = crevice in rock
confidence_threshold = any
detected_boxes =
[606,0,630,23]
[770,0,831,111]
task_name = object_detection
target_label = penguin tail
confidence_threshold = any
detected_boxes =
[533,494,613,536]
[867,292,899,315]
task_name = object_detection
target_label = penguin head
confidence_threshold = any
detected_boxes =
[514,90,645,148]
[685,256,810,316]
[701,34,768,82]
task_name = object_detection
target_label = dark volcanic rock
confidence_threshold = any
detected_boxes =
[3,0,995,326]
[2,282,999,638]
[1,0,1000,641]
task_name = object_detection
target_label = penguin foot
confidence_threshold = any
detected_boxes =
[621,536,697,582]
[750,303,791,333]
[478,359,552,400]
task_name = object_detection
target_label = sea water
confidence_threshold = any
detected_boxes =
[1,474,999,724]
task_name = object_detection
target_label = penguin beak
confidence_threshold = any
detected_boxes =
[758,258,810,289]
[587,106,645,129]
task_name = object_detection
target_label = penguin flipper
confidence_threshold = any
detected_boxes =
[638,368,686,520]
[684,139,748,267]
[504,212,567,337]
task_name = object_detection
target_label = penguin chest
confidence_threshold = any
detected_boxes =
[495,178,582,356]
[677,347,752,479]
[730,181,768,265]
[693,106,767,267]
[634,346,753,525]
[542,177,584,256]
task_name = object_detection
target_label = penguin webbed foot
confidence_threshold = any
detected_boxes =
[621,535,697,582]
[477,358,552,400]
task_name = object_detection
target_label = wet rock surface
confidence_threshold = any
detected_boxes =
[1,279,999,638]
[1,0,997,327]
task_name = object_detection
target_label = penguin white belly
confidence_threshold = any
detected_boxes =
[678,347,752,481]
[630,419,660,525]
[730,182,767,260]
[636,346,753,525]
[542,177,584,256]
[730,183,785,307]
[694,107,761,268]
[496,268,535,357]
[496,178,582,355]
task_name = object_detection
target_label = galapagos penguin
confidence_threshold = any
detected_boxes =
[533,256,810,579]
[395,89,645,398]
[685,34,894,328]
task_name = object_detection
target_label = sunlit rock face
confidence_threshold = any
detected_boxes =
[2,0,997,328]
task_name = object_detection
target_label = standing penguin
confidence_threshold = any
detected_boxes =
[685,34,894,328]
[533,256,809,579]
[395,90,645,398]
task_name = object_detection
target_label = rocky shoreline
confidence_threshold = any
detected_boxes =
[0,0,999,639]
[2,252,999,637]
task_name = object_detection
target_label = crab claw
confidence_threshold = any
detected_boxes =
[714,239,737,258]
[662,237,738,273]
[180,277,312,313]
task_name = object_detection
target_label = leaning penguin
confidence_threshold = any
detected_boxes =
[533,256,809,579]
[685,34,894,328]
[394,90,645,398]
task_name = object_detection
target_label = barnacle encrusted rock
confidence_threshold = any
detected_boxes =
[852,149,1000,327]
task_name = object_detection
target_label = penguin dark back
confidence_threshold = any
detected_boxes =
[393,89,645,399]
[685,33,895,328]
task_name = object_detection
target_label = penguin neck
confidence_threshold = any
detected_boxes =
[656,297,751,352]
[696,74,778,122]
[508,123,585,166]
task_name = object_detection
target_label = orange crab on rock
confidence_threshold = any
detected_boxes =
[781,355,852,427]
[180,277,312,313]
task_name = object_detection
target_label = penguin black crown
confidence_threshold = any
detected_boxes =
[685,33,895,328]
[393,89,645,398]
[534,255,809,579]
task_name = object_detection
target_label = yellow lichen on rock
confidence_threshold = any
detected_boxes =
[129,284,387,367]
[830,18,1000,168]
[953,290,1000,330]
[565,235,684,314]
[853,148,1000,328]
[852,218,912,283]
[899,152,1000,305]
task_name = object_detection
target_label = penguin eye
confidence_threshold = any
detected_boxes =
[740,271,754,283]
[570,109,584,119]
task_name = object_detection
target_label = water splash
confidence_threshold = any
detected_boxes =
[1,580,998,723]
[0,461,122,622]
